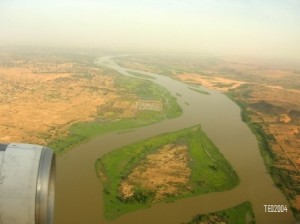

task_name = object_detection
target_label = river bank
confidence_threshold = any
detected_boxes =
[225,89,300,220]
[185,201,255,224]
[96,125,239,219]
[54,56,296,224]
[117,54,300,220]
[48,72,182,154]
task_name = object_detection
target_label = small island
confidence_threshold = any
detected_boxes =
[96,125,240,219]
[184,201,255,224]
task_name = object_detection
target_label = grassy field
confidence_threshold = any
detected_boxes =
[49,74,182,154]
[184,201,255,224]
[96,125,239,220]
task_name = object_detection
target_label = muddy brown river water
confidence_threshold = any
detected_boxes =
[54,56,296,224]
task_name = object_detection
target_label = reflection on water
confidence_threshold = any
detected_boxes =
[54,56,295,224]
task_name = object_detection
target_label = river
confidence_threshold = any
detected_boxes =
[54,56,296,224]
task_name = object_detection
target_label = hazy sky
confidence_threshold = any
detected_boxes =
[1,0,299,61]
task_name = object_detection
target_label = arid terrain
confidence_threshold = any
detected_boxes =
[175,73,300,215]
[119,143,191,201]
[0,51,165,148]
[1,50,299,221]
[228,84,300,214]
[0,51,116,144]
[97,123,239,219]
[116,55,300,217]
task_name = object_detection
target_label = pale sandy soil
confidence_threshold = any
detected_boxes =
[0,54,168,146]
[117,56,300,214]
[176,73,245,92]
[120,144,191,200]
[0,59,117,144]
[176,72,300,213]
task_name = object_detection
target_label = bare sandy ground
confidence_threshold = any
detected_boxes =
[116,55,300,214]
[0,54,166,146]
[176,73,300,212]
[0,59,117,144]
[177,73,245,92]
[120,144,190,201]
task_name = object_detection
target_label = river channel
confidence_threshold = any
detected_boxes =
[54,56,296,224]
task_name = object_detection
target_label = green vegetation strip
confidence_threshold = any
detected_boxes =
[184,201,255,224]
[225,91,275,168]
[128,71,156,80]
[226,89,300,219]
[48,74,182,154]
[96,125,239,220]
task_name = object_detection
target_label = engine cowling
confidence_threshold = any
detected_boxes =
[0,143,55,224]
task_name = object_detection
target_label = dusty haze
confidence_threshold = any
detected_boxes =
[0,0,299,62]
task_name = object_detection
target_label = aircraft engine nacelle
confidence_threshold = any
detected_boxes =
[0,143,55,224]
